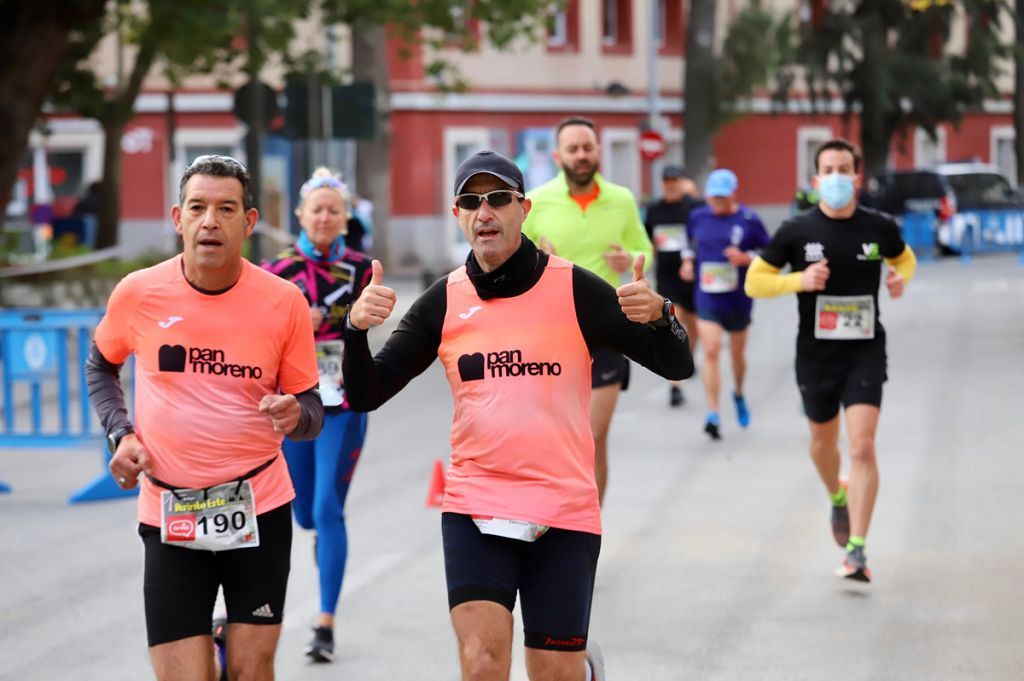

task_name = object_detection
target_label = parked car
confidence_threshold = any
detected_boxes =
[861,163,1024,253]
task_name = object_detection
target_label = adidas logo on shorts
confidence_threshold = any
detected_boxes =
[252,603,274,618]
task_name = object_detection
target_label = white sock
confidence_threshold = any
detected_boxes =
[582,658,593,681]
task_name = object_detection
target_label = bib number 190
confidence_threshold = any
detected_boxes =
[198,511,247,535]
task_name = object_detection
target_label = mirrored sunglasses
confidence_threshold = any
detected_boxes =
[455,189,523,210]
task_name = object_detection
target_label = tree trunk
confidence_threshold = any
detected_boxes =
[96,117,125,250]
[683,0,717,188]
[857,10,890,179]
[352,24,392,268]
[0,1,104,218]
[1015,0,1024,184]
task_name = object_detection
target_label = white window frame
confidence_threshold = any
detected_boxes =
[547,4,568,47]
[990,125,1016,186]
[173,127,246,185]
[602,0,618,45]
[28,121,104,183]
[797,126,833,186]
[914,125,947,169]
[443,126,491,264]
[601,126,641,197]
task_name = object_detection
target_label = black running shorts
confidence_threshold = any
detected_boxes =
[796,343,887,423]
[441,512,601,651]
[138,503,292,647]
[591,347,630,390]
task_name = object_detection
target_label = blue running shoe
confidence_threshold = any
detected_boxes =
[733,392,750,428]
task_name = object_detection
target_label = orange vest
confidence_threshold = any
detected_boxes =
[437,255,600,534]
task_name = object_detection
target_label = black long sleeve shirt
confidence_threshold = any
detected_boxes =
[342,236,693,411]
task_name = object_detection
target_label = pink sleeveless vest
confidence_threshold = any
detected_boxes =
[437,255,600,534]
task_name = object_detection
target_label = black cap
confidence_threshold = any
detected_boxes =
[454,150,525,195]
[662,164,688,180]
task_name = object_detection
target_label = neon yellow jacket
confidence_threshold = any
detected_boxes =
[523,172,653,287]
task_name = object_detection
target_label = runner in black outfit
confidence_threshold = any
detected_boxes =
[645,165,703,407]
[745,139,916,583]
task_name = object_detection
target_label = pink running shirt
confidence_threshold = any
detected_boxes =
[438,255,600,534]
[93,255,319,526]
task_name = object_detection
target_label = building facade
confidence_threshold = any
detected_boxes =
[11,0,1018,269]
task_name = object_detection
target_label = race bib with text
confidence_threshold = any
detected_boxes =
[814,295,876,340]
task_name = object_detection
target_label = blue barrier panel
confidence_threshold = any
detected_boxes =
[946,209,1024,265]
[0,308,137,503]
[900,211,937,262]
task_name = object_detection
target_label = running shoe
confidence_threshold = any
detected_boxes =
[704,413,722,441]
[733,392,750,428]
[830,479,850,548]
[669,385,684,407]
[585,640,606,681]
[212,617,228,681]
[305,626,335,663]
[837,546,871,583]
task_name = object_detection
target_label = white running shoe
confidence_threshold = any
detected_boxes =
[585,640,606,681]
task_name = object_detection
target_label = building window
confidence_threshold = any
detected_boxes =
[602,0,633,55]
[601,127,640,196]
[657,0,684,55]
[547,0,580,53]
[797,126,833,188]
[991,126,1017,186]
[914,126,947,170]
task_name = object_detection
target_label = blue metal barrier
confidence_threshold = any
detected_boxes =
[0,308,136,503]
[900,211,938,262]
[947,209,1024,265]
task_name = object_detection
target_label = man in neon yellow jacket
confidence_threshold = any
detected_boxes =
[523,116,656,506]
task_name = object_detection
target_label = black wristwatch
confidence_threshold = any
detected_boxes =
[106,425,134,455]
[648,298,674,329]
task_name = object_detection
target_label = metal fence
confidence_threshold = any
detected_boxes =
[0,308,136,502]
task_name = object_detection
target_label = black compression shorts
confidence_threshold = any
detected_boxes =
[442,512,601,651]
[138,503,292,647]
[796,343,887,423]
[591,347,630,390]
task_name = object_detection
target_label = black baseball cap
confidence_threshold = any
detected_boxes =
[662,165,689,180]
[454,150,525,195]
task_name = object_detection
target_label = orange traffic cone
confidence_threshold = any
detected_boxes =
[425,458,446,508]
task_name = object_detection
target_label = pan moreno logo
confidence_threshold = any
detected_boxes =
[158,344,263,379]
[457,349,562,382]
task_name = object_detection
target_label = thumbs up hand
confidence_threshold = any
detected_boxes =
[349,259,397,330]
[615,254,664,323]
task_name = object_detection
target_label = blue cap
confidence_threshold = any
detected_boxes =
[705,169,738,197]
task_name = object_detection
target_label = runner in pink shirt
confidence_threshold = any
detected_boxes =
[86,155,321,681]
[342,151,693,681]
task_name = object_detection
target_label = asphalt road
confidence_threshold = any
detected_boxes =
[1,254,1022,680]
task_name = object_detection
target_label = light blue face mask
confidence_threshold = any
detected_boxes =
[818,173,856,210]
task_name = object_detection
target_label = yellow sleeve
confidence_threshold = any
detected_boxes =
[884,245,917,283]
[744,256,804,299]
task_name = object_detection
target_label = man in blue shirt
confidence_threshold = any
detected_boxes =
[680,169,769,439]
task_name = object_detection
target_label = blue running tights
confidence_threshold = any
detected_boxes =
[283,409,367,616]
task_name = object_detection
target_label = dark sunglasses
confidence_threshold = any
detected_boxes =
[455,189,523,210]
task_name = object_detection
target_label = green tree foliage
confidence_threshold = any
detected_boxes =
[780,0,1011,177]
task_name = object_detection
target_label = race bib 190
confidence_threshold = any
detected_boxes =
[161,480,259,551]
[814,295,876,340]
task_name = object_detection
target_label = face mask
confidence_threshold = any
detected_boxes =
[818,173,855,209]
